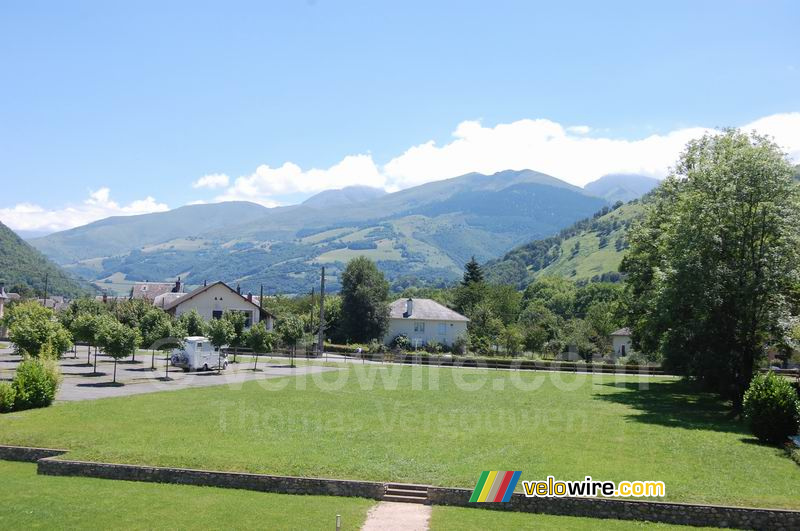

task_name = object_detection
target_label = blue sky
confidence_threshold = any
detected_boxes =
[1,0,799,232]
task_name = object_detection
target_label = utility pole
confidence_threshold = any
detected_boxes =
[43,273,48,305]
[259,284,264,313]
[309,287,315,333]
[317,267,325,355]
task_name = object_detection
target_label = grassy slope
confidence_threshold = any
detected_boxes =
[535,202,644,280]
[0,366,797,508]
[485,201,644,285]
[0,221,91,297]
[1,460,373,530]
[430,506,711,530]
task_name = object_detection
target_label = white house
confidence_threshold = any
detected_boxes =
[610,327,632,357]
[384,298,469,348]
[162,281,274,330]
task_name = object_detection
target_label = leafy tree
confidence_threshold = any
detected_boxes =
[278,314,304,368]
[453,281,487,318]
[339,257,390,343]
[246,322,276,371]
[462,256,484,285]
[467,304,503,354]
[518,302,560,353]
[140,309,181,370]
[500,324,523,356]
[622,130,800,406]
[573,282,623,318]
[585,300,621,355]
[522,277,576,319]
[207,318,234,352]
[177,309,207,337]
[485,284,522,325]
[5,301,72,358]
[97,320,141,383]
[222,310,248,362]
[69,312,99,364]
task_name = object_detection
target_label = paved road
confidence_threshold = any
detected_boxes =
[0,347,340,402]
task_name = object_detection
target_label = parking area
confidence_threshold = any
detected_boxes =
[0,347,340,402]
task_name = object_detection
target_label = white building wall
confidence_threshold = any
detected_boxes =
[172,284,264,328]
[612,335,632,357]
[384,318,467,348]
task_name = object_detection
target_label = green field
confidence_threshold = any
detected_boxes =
[429,506,710,530]
[0,460,373,530]
[0,365,797,509]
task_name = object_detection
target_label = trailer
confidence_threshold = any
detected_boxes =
[170,336,228,371]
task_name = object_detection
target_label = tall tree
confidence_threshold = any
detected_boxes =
[277,314,304,368]
[177,309,207,337]
[622,130,800,406]
[462,256,485,285]
[339,257,390,343]
[246,322,276,371]
[222,310,247,363]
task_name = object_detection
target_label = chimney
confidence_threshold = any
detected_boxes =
[102,291,108,304]
[173,276,182,293]
[406,298,413,317]
[236,283,241,295]
[247,292,253,302]
[0,282,6,298]
[204,279,207,287]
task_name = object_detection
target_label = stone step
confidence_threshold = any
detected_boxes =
[386,487,427,498]
[382,493,428,504]
[385,482,430,490]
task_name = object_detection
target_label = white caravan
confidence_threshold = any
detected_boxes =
[170,336,228,371]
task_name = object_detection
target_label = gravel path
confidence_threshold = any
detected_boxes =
[361,502,431,531]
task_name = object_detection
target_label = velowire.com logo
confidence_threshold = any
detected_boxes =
[469,471,522,502]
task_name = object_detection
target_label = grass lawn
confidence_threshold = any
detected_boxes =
[0,365,798,509]
[0,460,374,530]
[429,506,712,530]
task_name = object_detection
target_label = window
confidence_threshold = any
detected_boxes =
[438,323,446,335]
[212,310,222,320]
[414,322,425,332]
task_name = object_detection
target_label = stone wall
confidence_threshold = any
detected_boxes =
[0,444,67,462]
[37,458,385,500]
[428,487,800,530]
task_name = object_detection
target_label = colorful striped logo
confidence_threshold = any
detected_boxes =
[469,471,521,502]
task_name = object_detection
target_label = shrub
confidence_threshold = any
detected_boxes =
[0,382,15,413]
[390,334,411,351]
[12,359,62,410]
[424,340,443,354]
[742,372,800,444]
[368,339,386,354]
[451,336,467,355]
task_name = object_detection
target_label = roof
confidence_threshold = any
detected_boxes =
[153,292,187,308]
[131,282,174,300]
[389,298,469,322]
[162,281,274,317]
[610,327,632,336]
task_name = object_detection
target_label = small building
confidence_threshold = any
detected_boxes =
[384,298,468,348]
[162,281,274,330]
[610,327,632,357]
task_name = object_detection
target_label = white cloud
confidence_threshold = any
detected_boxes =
[0,188,169,233]
[215,154,385,206]
[192,173,230,189]
[211,112,800,205]
[567,125,591,135]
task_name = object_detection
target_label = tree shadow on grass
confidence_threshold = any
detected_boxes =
[76,381,125,388]
[594,380,746,434]
[61,362,93,368]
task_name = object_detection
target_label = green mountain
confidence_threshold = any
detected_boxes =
[485,199,646,287]
[302,186,387,208]
[0,221,93,298]
[31,170,608,294]
[583,174,660,203]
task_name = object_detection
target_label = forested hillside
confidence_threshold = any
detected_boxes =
[0,221,92,297]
